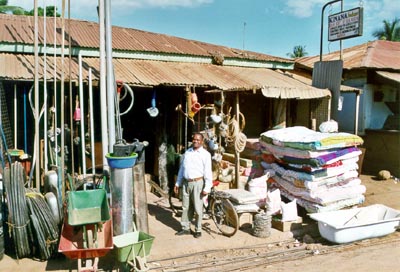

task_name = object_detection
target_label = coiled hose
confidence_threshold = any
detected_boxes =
[3,162,31,258]
[26,188,59,260]
[4,162,59,260]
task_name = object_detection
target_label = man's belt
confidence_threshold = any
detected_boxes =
[186,177,203,182]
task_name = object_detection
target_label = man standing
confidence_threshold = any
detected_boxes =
[174,132,213,238]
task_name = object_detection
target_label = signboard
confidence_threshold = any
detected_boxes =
[328,7,363,41]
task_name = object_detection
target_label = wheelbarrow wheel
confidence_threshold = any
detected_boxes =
[135,256,148,271]
[210,198,238,237]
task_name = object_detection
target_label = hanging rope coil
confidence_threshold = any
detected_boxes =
[235,132,247,153]
[224,111,247,152]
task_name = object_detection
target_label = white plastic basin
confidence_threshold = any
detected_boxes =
[309,204,400,244]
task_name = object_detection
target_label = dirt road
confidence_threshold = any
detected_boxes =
[1,174,399,271]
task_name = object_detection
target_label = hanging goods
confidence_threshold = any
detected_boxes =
[175,87,203,124]
[147,90,159,117]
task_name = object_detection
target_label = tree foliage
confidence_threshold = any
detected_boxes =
[0,0,24,14]
[287,45,308,59]
[0,0,60,17]
[372,18,400,41]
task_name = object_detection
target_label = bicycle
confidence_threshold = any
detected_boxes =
[208,185,239,237]
[158,179,239,237]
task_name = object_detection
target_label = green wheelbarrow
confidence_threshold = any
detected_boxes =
[67,187,111,249]
[113,224,155,272]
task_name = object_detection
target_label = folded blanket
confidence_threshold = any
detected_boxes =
[271,162,358,182]
[274,147,362,167]
[232,203,261,213]
[273,183,365,213]
[274,169,359,189]
[273,175,366,205]
[304,171,360,190]
[223,189,261,205]
[282,156,359,173]
[260,126,363,151]
[260,142,332,159]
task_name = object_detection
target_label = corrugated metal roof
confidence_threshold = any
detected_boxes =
[296,40,400,70]
[275,70,362,94]
[375,71,400,84]
[0,53,330,98]
[0,13,291,64]
[261,86,330,99]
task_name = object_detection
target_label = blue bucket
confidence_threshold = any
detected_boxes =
[106,153,138,169]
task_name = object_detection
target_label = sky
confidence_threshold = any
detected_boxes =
[8,0,400,58]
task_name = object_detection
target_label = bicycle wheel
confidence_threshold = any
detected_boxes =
[211,198,238,237]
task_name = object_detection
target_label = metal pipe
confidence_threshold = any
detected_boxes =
[234,92,240,189]
[78,53,86,174]
[99,0,108,168]
[43,0,48,172]
[53,2,58,168]
[110,167,134,235]
[60,0,66,203]
[34,0,40,189]
[184,86,188,150]
[88,68,95,174]
[340,0,343,60]
[105,0,115,153]
[13,84,17,149]
[320,0,342,62]
[68,0,75,177]
[355,93,360,135]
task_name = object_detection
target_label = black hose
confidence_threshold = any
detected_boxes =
[26,188,59,260]
[3,162,61,260]
[3,162,31,258]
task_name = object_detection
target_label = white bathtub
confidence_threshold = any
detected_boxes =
[309,204,400,244]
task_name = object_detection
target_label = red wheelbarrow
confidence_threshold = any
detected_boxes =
[58,177,113,272]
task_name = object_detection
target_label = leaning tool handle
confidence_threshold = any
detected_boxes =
[0,124,12,167]
[114,80,123,140]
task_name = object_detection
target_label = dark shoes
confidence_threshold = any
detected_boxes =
[175,229,202,238]
[175,229,191,236]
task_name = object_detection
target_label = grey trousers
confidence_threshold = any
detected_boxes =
[181,180,204,233]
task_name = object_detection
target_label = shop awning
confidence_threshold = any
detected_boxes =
[0,52,331,99]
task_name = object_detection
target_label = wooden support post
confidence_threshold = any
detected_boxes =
[133,162,149,233]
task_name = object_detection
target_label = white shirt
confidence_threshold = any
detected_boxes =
[175,146,213,193]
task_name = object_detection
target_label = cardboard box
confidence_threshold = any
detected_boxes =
[271,215,303,232]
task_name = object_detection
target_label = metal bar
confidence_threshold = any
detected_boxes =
[88,68,95,174]
[320,0,343,62]
[105,0,116,153]
[34,0,40,189]
[98,0,108,169]
[78,53,86,174]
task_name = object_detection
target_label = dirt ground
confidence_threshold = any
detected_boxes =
[1,174,400,271]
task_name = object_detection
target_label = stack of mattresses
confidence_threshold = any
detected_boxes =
[259,126,365,213]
